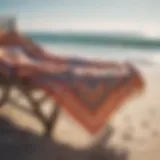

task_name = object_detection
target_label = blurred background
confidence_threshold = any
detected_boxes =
[1,0,160,63]
[1,1,160,160]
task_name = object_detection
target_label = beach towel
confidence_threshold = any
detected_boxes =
[0,31,144,134]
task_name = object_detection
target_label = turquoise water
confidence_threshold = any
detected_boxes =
[25,32,160,49]
[24,32,160,66]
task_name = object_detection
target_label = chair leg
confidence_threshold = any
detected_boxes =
[92,125,114,148]
[0,84,10,108]
[43,102,60,138]
[19,85,61,138]
[19,86,46,122]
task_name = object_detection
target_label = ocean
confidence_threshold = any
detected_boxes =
[25,32,160,68]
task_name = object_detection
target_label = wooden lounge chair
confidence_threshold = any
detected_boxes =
[0,30,144,139]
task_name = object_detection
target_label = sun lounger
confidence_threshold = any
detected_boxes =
[0,31,144,136]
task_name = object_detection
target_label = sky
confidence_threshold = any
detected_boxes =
[0,0,160,35]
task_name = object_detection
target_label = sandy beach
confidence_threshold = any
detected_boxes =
[0,64,160,160]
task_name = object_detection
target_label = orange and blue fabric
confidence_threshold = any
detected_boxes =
[0,31,144,134]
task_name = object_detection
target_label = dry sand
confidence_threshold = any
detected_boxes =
[0,66,160,159]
